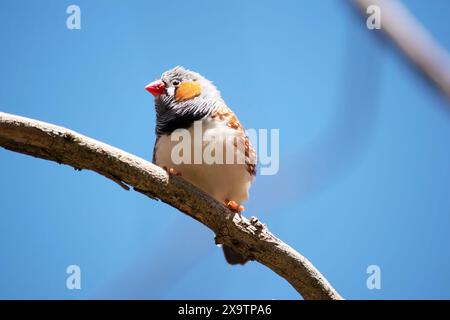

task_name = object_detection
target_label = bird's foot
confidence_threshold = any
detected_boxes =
[225,200,244,218]
[162,166,182,176]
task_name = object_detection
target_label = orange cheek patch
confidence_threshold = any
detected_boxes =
[175,81,202,101]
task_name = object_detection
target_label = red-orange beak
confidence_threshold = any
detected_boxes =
[145,80,166,97]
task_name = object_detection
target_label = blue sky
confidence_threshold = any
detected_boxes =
[1,0,450,299]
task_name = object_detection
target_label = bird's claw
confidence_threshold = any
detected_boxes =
[162,166,182,176]
[225,200,244,218]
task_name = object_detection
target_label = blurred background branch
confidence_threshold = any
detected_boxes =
[354,0,450,100]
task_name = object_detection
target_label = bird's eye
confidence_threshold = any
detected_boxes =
[172,80,180,86]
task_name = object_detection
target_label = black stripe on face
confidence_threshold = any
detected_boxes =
[156,111,206,135]
[155,95,220,136]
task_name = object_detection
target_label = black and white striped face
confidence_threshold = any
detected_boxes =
[160,66,222,101]
[146,66,224,136]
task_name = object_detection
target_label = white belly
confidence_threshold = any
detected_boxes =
[154,119,253,204]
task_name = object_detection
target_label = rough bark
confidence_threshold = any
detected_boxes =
[0,112,342,300]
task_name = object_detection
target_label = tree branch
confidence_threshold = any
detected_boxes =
[0,112,342,300]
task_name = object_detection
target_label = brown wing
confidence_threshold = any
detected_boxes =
[212,105,257,176]
[244,135,257,176]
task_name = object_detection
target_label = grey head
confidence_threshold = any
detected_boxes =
[146,66,224,136]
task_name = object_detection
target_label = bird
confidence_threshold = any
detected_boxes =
[145,66,256,265]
